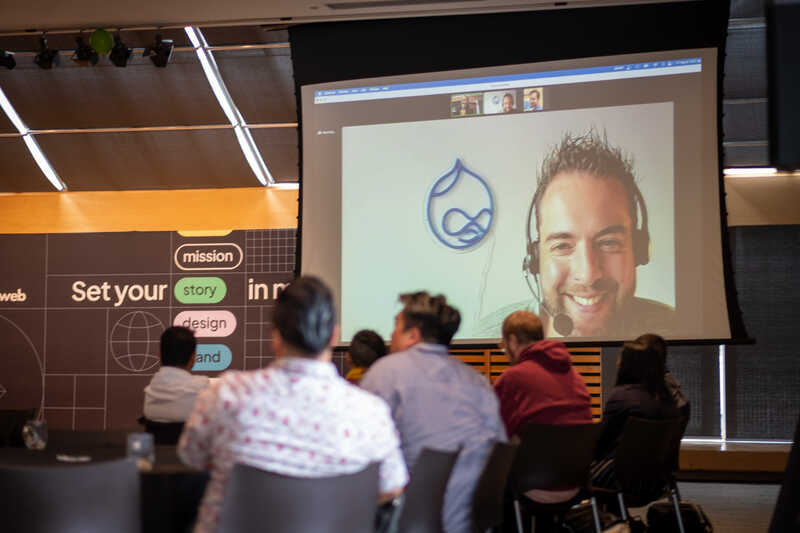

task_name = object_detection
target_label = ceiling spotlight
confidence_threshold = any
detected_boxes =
[109,33,132,67]
[34,36,60,69]
[0,50,15,70]
[143,33,173,68]
[72,36,99,66]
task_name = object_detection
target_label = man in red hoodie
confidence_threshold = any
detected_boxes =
[494,310,592,504]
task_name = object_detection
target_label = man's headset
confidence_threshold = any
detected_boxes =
[522,178,651,336]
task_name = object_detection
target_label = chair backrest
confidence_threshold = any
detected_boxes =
[0,458,141,533]
[396,447,460,533]
[138,416,185,445]
[218,462,380,533]
[614,417,684,496]
[509,422,603,494]
[0,408,36,447]
[472,440,519,533]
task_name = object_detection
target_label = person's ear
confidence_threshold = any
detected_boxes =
[187,352,196,371]
[408,326,423,345]
[328,324,340,348]
[273,328,285,357]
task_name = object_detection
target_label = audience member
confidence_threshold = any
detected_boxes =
[494,310,592,503]
[361,291,507,533]
[636,333,690,418]
[346,329,387,385]
[143,326,209,422]
[179,277,408,533]
[591,341,679,490]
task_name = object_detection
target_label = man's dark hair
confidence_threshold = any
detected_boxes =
[161,326,197,367]
[636,333,668,368]
[273,276,336,356]
[398,291,461,346]
[616,341,673,403]
[532,128,640,235]
[350,329,387,368]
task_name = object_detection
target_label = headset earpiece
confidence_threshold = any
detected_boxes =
[526,240,540,275]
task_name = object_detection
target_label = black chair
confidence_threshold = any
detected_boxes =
[394,447,460,533]
[509,423,604,533]
[472,440,519,533]
[595,417,686,532]
[138,416,185,445]
[769,410,800,532]
[0,408,35,447]
[218,462,380,533]
[0,458,141,533]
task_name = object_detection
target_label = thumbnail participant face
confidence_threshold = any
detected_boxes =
[529,90,540,109]
[536,172,636,337]
[502,94,513,113]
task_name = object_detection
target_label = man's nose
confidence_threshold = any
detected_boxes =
[571,241,603,286]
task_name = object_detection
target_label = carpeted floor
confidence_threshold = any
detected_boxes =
[627,482,781,532]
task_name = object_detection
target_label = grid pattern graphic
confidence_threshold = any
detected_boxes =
[244,305,275,370]
[245,229,296,273]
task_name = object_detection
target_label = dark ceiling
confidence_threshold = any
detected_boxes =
[0,0,771,192]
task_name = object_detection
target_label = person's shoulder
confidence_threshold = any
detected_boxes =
[630,297,676,319]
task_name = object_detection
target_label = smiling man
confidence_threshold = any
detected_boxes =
[526,129,675,338]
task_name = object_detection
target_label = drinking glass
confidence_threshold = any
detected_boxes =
[22,419,48,450]
[126,432,155,471]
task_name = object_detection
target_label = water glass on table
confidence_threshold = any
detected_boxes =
[127,432,155,471]
[22,419,48,450]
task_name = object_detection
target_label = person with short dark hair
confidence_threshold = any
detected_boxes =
[143,326,209,423]
[361,291,506,533]
[636,333,689,418]
[346,329,387,385]
[179,277,408,533]
[591,341,680,489]
[502,92,514,113]
[494,310,592,504]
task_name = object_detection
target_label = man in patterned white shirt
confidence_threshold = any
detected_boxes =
[178,277,408,533]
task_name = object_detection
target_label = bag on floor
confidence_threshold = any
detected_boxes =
[646,501,713,533]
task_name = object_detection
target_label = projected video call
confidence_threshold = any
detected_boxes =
[302,49,730,344]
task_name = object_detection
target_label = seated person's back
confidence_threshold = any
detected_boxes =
[143,326,209,423]
[594,341,679,467]
[493,311,592,503]
[361,292,507,533]
[178,277,407,533]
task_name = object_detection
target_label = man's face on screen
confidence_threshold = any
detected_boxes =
[503,95,513,113]
[536,171,637,337]
[529,92,539,108]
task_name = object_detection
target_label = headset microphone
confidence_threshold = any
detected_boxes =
[522,256,574,337]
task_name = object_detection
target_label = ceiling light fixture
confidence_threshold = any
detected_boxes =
[723,167,778,177]
[109,33,132,67]
[143,33,173,68]
[0,50,15,70]
[72,35,99,66]
[0,87,66,191]
[34,36,60,69]
[185,26,274,185]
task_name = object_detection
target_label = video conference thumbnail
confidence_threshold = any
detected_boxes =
[451,87,545,117]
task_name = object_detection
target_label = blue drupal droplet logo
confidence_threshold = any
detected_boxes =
[426,158,494,251]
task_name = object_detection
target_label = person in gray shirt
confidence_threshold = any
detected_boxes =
[361,292,507,533]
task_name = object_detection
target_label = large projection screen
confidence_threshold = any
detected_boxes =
[300,48,731,344]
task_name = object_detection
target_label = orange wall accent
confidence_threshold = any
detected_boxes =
[0,187,299,234]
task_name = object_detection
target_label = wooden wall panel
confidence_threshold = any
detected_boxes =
[452,346,603,420]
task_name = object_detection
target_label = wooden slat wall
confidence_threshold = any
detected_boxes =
[451,347,603,420]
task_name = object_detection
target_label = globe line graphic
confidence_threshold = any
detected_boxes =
[110,311,164,373]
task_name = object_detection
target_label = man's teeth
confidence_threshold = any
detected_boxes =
[571,294,603,306]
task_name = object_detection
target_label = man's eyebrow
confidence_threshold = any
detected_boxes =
[544,232,575,242]
[594,225,627,239]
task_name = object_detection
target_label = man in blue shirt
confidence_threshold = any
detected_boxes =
[361,292,507,533]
